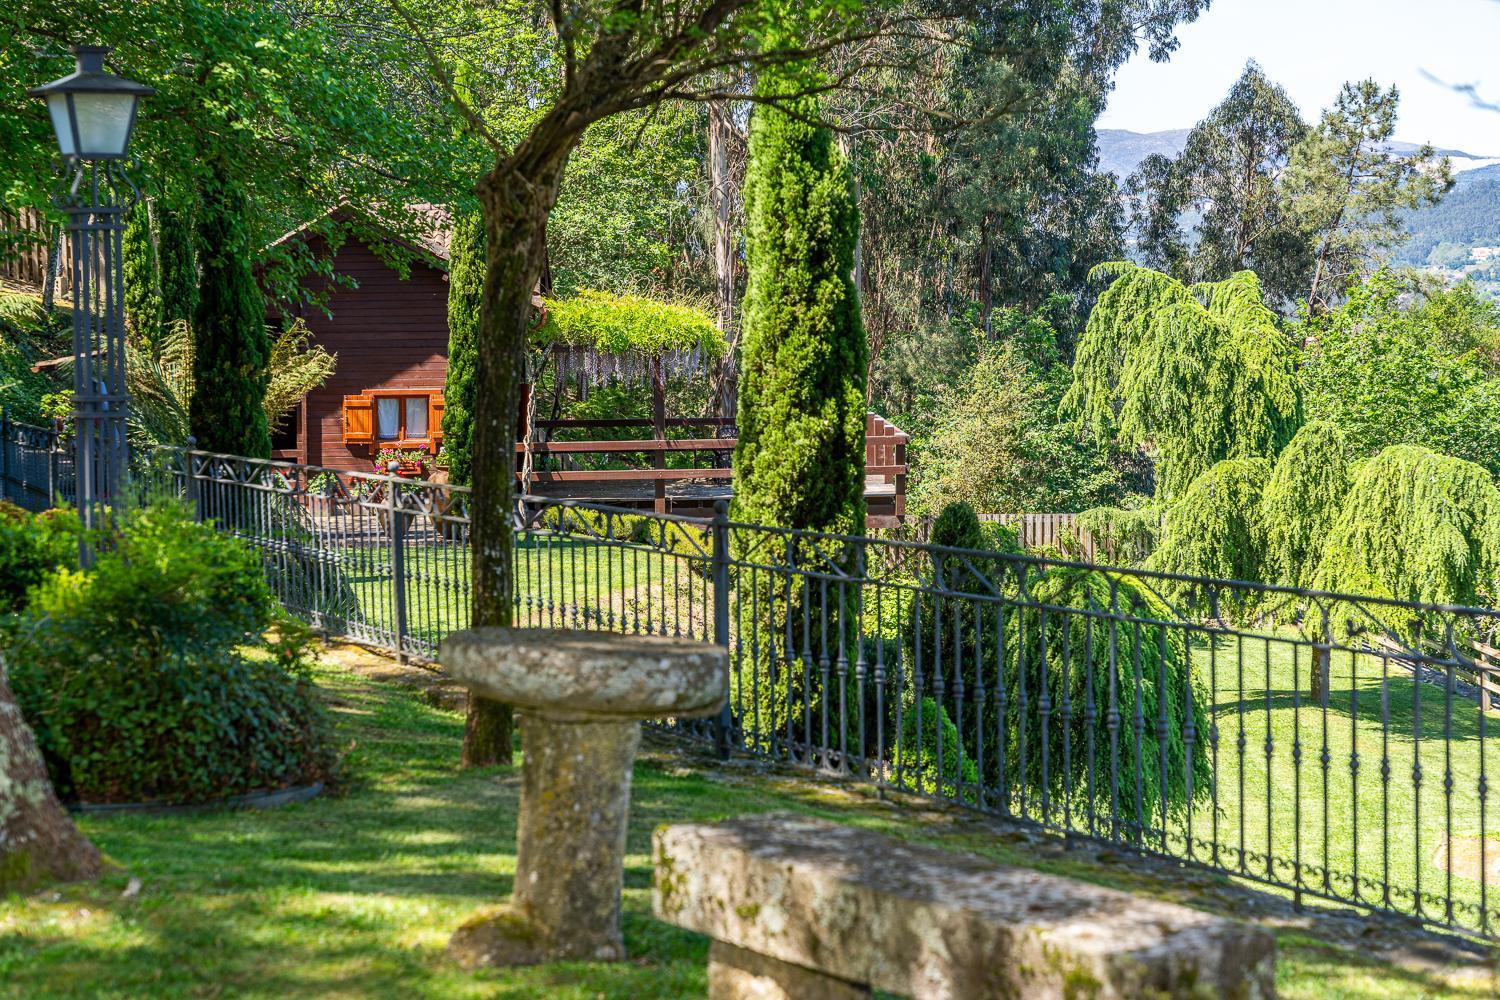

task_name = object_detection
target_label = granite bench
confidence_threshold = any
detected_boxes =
[654,813,1276,999]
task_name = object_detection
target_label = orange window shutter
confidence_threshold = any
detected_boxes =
[429,393,445,442]
[343,394,373,443]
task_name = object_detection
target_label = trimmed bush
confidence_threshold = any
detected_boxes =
[8,502,337,804]
[0,503,81,614]
[896,696,978,801]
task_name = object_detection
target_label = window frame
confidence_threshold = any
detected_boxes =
[373,392,433,446]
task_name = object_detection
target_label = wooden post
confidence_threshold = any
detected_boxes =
[651,357,667,514]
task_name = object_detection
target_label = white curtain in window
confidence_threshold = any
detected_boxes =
[377,397,400,439]
[405,397,428,438]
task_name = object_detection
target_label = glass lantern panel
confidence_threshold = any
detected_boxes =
[70,92,136,157]
[46,94,76,158]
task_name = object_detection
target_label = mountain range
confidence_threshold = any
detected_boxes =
[1095,128,1500,181]
[1097,128,1500,288]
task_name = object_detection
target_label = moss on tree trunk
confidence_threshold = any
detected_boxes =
[461,143,576,768]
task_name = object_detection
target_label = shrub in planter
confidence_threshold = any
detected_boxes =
[0,503,82,613]
[8,501,337,804]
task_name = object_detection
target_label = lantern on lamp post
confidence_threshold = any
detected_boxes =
[28,45,153,563]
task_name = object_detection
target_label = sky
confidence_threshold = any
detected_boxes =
[1098,0,1500,155]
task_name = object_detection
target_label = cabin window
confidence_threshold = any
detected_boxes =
[376,395,431,441]
[344,390,444,449]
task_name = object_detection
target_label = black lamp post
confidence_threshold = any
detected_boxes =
[28,45,153,563]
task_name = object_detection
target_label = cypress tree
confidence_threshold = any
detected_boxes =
[121,201,161,344]
[1260,420,1351,589]
[731,70,868,751]
[156,197,198,336]
[731,73,867,535]
[189,167,270,458]
[442,211,484,487]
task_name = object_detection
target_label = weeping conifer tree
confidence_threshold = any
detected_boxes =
[1148,457,1272,615]
[442,211,484,487]
[732,67,868,751]
[1063,263,1300,501]
[121,201,161,344]
[189,166,271,458]
[1316,445,1500,625]
[1260,420,1351,589]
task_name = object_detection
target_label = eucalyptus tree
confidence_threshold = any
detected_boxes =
[1124,62,1310,308]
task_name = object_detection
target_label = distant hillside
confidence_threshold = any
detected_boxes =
[1097,127,1497,181]
[1398,162,1500,273]
[1095,129,1191,180]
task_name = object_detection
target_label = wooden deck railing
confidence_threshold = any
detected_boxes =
[516,412,909,520]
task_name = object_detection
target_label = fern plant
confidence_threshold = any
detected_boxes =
[125,319,335,446]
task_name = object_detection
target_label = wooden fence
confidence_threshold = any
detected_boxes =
[907,512,1100,561]
[0,206,70,295]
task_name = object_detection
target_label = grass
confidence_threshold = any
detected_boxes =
[1187,634,1499,930]
[0,650,1492,999]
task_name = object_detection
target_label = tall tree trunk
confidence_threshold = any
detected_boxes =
[707,101,741,431]
[461,140,575,769]
[1,659,104,893]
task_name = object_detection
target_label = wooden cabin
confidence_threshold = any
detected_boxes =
[264,207,452,473]
[265,208,908,527]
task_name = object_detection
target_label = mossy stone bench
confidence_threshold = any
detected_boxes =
[654,813,1276,999]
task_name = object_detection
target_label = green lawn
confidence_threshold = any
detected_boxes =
[1171,634,1497,932]
[0,650,1491,999]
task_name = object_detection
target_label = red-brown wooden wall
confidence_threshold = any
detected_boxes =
[274,235,450,472]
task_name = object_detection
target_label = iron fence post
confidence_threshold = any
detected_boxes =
[712,500,732,759]
[184,437,202,521]
[47,425,59,508]
[388,461,408,664]
[1,408,9,504]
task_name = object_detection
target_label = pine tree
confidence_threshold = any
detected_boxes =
[442,211,484,487]
[1259,420,1350,589]
[189,167,271,458]
[121,201,162,344]
[731,74,867,536]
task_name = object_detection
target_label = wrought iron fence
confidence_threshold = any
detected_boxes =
[7,416,1500,939]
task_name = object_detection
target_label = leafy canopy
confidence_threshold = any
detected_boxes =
[1259,420,1351,589]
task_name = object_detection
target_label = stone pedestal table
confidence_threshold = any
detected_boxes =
[441,627,727,968]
